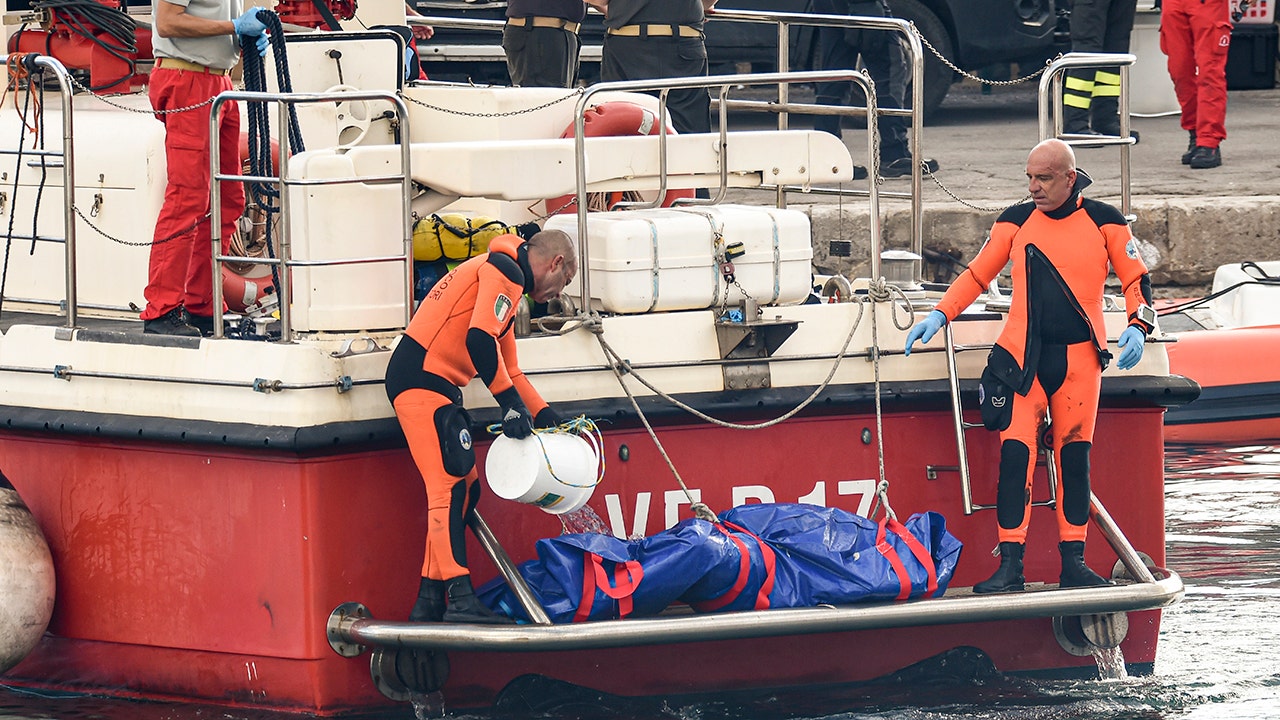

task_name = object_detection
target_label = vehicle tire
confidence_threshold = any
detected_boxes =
[891,0,954,121]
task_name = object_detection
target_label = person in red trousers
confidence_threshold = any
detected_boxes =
[1160,0,1232,169]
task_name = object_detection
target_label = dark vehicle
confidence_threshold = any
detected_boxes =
[412,0,1064,118]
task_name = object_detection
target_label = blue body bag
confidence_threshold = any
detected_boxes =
[478,503,962,623]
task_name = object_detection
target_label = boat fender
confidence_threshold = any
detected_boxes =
[543,101,696,215]
[433,404,475,476]
[412,214,510,262]
[0,471,56,674]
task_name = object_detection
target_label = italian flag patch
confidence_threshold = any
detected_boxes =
[494,294,514,322]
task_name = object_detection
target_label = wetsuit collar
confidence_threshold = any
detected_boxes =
[517,242,535,295]
[1043,168,1093,220]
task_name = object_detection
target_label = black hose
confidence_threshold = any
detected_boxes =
[32,0,137,91]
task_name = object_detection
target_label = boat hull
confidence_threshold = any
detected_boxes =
[0,400,1171,712]
[1164,326,1280,443]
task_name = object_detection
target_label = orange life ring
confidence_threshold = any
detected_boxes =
[544,102,695,216]
[221,264,276,314]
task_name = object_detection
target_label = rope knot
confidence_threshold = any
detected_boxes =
[690,503,720,524]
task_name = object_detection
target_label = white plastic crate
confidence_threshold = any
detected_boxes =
[547,205,813,314]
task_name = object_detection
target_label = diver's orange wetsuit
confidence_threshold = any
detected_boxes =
[385,234,549,581]
[934,172,1153,544]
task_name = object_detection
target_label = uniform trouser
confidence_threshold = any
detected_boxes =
[394,388,481,581]
[600,34,711,135]
[1064,0,1138,123]
[503,24,582,88]
[1160,0,1232,147]
[995,342,1101,545]
[144,68,244,321]
[811,0,909,161]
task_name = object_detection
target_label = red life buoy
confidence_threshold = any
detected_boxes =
[544,102,695,216]
[221,264,275,314]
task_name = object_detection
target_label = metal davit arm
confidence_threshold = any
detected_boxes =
[468,511,552,625]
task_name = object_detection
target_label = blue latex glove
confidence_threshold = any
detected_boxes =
[1116,325,1146,370]
[233,8,267,37]
[403,46,415,81]
[252,32,268,57]
[904,310,946,356]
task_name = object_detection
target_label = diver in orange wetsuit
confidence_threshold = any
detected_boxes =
[905,139,1156,593]
[385,229,576,623]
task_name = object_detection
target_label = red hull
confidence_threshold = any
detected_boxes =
[0,406,1168,713]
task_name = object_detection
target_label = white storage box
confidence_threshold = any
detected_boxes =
[547,205,813,314]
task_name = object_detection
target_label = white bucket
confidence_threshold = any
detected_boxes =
[484,431,601,514]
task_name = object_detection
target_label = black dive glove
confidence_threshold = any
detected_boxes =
[534,405,563,429]
[496,389,533,439]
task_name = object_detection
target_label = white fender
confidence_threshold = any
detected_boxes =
[0,472,56,674]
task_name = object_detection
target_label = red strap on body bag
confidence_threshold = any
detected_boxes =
[875,517,939,600]
[573,553,644,622]
[689,521,776,612]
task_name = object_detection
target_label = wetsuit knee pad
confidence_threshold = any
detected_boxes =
[433,403,475,477]
[1059,441,1092,527]
[997,440,1032,530]
[448,479,470,570]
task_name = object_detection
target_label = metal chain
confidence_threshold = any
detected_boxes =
[921,165,1031,213]
[909,21,1061,87]
[66,73,216,114]
[401,87,585,117]
[73,203,209,247]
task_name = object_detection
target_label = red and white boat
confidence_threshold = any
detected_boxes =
[1161,261,1280,443]
[0,11,1187,716]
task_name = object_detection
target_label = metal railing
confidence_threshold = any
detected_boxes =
[1039,52,1138,218]
[208,89,414,341]
[0,54,78,328]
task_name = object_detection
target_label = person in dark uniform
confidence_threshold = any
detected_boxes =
[1062,0,1138,140]
[385,230,575,624]
[599,0,715,134]
[905,139,1155,594]
[504,0,604,87]
[811,0,938,178]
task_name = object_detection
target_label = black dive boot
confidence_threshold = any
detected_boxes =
[1058,541,1111,588]
[408,577,447,622]
[443,575,515,624]
[973,542,1025,594]
[1091,97,1139,143]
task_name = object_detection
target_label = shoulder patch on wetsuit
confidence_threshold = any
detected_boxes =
[996,202,1036,227]
[487,251,524,285]
[1081,198,1128,227]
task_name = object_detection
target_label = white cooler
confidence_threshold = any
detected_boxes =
[547,205,813,314]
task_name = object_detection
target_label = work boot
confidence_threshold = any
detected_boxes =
[1062,105,1094,135]
[408,577,447,623]
[1088,97,1138,143]
[1058,541,1111,588]
[143,307,200,337]
[443,575,515,625]
[879,156,940,178]
[851,164,869,181]
[973,542,1025,594]
[1181,131,1198,164]
[182,309,216,337]
[1189,146,1222,169]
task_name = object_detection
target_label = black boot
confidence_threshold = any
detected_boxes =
[1063,105,1095,136]
[1090,97,1139,143]
[408,577,447,622]
[443,575,515,624]
[1181,131,1198,164]
[973,542,1025,594]
[1058,541,1111,588]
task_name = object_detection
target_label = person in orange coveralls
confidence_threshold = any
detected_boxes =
[1160,0,1232,169]
[385,229,576,623]
[904,139,1156,593]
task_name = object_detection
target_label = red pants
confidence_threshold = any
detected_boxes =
[143,67,244,320]
[996,342,1101,544]
[394,388,478,581]
[1160,0,1232,147]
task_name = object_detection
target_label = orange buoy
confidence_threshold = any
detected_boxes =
[544,102,695,216]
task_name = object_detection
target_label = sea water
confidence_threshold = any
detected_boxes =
[2,442,1277,719]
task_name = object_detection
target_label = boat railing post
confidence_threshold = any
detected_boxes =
[942,323,975,514]
[1089,492,1158,584]
[468,511,552,625]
